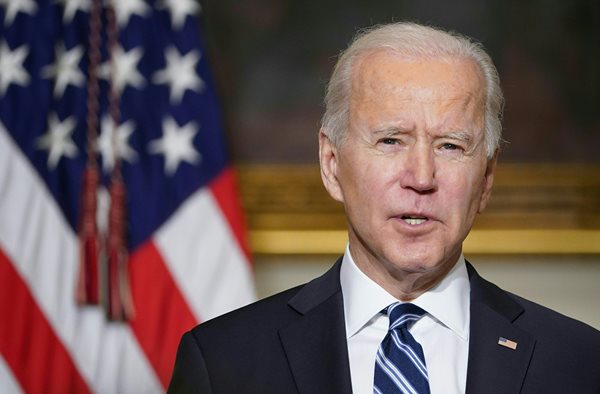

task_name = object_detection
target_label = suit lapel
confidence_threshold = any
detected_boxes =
[277,259,538,394]
[465,263,535,394]
[278,258,353,394]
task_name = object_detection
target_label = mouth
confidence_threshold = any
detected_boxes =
[401,215,429,225]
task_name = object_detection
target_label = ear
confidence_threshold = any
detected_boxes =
[477,150,498,213]
[319,129,344,203]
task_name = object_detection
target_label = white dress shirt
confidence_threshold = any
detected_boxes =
[340,246,470,394]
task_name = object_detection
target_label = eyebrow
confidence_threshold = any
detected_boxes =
[371,126,412,136]
[440,130,474,143]
[372,127,475,142]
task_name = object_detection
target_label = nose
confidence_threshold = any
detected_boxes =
[400,144,437,193]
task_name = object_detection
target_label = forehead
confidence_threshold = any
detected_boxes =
[350,50,485,109]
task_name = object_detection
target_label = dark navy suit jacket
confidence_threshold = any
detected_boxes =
[168,259,600,393]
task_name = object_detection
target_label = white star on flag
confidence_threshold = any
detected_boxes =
[99,46,145,94]
[96,116,139,172]
[35,113,78,169]
[0,0,38,25]
[41,43,85,98]
[148,117,200,175]
[109,0,151,27]
[0,42,30,96]
[55,0,91,23]
[156,0,201,30]
[152,47,204,104]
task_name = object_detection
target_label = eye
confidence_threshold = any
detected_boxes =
[442,143,460,151]
[379,138,400,145]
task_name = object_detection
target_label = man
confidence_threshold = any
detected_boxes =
[168,22,600,393]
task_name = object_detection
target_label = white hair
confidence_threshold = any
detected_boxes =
[321,22,504,158]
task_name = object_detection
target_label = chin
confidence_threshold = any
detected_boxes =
[390,252,439,273]
[385,248,443,274]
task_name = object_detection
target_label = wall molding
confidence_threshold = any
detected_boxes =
[237,164,600,255]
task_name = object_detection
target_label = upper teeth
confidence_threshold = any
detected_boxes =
[403,217,426,225]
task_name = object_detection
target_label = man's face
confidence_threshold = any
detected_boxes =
[320,51,496,296]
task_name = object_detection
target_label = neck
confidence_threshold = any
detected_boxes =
[349,244,460,301]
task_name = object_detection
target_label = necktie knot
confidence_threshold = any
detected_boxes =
[386,302,427,331]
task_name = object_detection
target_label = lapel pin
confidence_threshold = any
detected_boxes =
[498,337,518,350]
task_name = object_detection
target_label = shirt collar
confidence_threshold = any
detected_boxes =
[340,244,470,341]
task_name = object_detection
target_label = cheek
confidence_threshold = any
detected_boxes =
[439,168,485,214]
[342,157,396,200]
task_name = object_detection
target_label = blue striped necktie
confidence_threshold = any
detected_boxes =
[374,303,430,394]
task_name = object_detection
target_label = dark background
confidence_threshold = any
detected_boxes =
[201,0,600,164]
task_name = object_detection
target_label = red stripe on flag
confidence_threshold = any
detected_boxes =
[0,247,91,394]
[209,167,252,263]
[128,241,198,389]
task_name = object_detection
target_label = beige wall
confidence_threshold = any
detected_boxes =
[254,255,600,330]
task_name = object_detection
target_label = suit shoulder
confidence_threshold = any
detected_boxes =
[469,262,600,347]
[190,283,305,338]
[170,285,312,393]
[508,291,600,348]
[188,258,343,340]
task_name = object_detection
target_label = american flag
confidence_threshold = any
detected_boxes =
[498,337,518,350]
[0,0,256,392]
